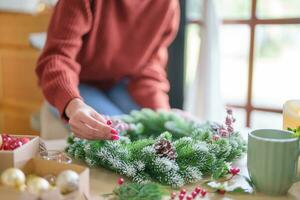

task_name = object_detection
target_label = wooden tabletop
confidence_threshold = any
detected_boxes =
[44,136,300,200]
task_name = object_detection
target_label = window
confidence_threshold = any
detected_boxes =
[185,0,300,128]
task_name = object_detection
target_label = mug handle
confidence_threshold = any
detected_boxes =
[295,150,300,182]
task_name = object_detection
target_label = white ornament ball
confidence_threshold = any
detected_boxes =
[1,168,25,187]
[27,177,50,196]
[56,170,79,194]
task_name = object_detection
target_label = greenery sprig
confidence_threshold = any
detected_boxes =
[288,126,300,138]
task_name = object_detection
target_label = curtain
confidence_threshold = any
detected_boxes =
[184,0,224,122]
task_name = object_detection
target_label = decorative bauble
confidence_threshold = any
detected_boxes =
[9,140,22,150]
[43,174,57,186]
[154,139,177,160]
[27,177,50,196]
[1,168,25,187]
[56,170,79,194]
[2,134,10,143]
[17,184,27,192]
[26,174,39,183]
[0,135,30,151]
[19,137,30,145]
[2,135,13,150]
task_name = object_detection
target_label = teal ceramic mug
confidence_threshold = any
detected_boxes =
[247,129,300,196]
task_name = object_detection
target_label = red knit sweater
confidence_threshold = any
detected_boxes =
[36,0,179,116]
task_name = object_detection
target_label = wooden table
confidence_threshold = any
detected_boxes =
[45,137,300,200]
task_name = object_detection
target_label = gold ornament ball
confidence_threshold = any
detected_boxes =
[17,184,27,192]
[27,177,50,196]
[56,170,79,194]
[1,168,25,187]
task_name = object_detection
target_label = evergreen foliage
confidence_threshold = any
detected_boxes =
[66,109,246,187]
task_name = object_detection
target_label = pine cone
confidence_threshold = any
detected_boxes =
[154,139,177,160]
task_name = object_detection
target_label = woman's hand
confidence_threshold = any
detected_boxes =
[65,98,118,140]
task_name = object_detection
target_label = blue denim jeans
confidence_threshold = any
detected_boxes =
[48,80,140,118]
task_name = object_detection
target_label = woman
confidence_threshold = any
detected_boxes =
[36,0,179,140]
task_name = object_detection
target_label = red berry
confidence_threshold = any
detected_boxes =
[229,167,240,176]
[117,178,124,185]
[170,192,177,199]
[19,137,30,145]
[179,193,185,200]
[180,188,187,195]
[195,186,201,193]
[186,195,193,200]
[218,189,226,195]
[200,190,207,197]
[212,135,220,141]
[191,191,197,198]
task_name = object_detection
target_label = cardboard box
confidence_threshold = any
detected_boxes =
[0,158,90,199]
[0,135,40,173]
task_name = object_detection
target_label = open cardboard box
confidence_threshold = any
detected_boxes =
[0,135,40,173]
[0,158,90,200]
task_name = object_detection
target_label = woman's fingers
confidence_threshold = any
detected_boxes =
[67,103,119,140]
[70,116,118,140]
[71,126,95,140]
[91,112,107,124]
[79,113,118,134]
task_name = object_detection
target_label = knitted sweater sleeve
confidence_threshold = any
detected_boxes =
[36,0,92,118]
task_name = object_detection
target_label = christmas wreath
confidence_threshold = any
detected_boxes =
[66,108,246,188]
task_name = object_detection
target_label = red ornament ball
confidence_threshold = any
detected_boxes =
[3,135,12,144]
[0,134,29,151]
[19,137,30,145]
[3,143,10,150]
[186,195,193,200]
[14,141,23,149]
[117,178,124,185]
